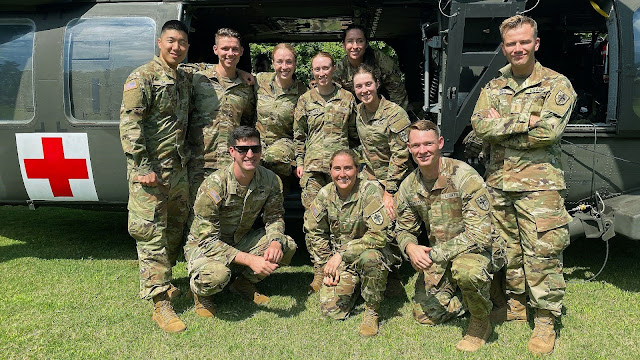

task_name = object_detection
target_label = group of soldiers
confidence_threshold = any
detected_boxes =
[120,14,575,356]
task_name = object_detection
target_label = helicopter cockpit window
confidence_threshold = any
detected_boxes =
[0,20,35,123]
[64,17,155,123]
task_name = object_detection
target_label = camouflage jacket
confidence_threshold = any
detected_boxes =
[255,72,306,147]
[396,157,492,284]
[119,56,190,178]
[304,179,392,265]
[356,97,412,193]
[293,84,359,173]
[471,62,576,192]
[188,164,285,265]
[335,48,408,110]
[188,67,256,170]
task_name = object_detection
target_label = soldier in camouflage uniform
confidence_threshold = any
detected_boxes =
[185,126,297,317]
[470,15,576,355]
[396,120,494,352]
[119,20,190,333]
[188,28,256,202]
[294,51,359,292]
[335,24,408,110]
[255,44,306,179]
[304,149,394,337]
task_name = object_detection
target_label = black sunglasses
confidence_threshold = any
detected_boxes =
[233,145,262,154]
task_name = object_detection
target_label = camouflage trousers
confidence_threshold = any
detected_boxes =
[319,249,389,320]
[184,166,217,244]
[184,228,297,297]
[413,252,492,324]
[488,187,571,317]
[127,166,189,300]
[300,171,331,210]
[261,138,294,177]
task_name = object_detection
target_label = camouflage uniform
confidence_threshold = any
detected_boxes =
[396,158,493,324]
[471,62,576,317]
[304,179,394,319]
[335,48,408,110]
[356,97,412,193]
[254,72,306,177]
[293,84,359,209]
[188,67,256,199]
[184,164,297,296]
[120,56,190,300]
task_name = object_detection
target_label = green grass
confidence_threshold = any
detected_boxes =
[1,205,639,359]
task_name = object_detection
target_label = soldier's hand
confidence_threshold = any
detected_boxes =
[529,112,541,128]
[137,172,159,187]
[462,131,483,159]
[405,243,433,271]
[324,253,342,279]
[323,274,339,286]
[488,108,501,119]
[296,166,304,178]
[237,69,255,85]
[264,241,283,264]
[383,191,397,221]
[248,255,279,276]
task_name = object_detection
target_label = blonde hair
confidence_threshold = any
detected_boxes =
[329,149,360,169]
[311,51,335,67]
[408,119,440,137]
[499,15,538,39]
[272,43,297,63]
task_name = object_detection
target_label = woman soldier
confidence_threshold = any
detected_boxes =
[293,51,359,292]
[254,44,306,185]
[304,149,394,337]
[335,24,408,110]
[353,64,412,295]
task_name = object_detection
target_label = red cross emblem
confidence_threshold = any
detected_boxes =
[23,137,89,197]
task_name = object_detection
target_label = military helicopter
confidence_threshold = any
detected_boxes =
[1,0,638,241]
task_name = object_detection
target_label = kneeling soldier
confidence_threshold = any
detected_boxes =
[396,120,494,352]
[184,126,297,317]
[304,149,395,337]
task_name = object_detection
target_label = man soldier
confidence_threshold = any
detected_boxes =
[119,20,190,333]
[471,15,576,355]
[396,120,494,352]
[184,126,297,316]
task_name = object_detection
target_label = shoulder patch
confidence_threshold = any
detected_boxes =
[474,194,490,211]
[310,202,325,221]
[124,80,138,92]
[371,210,384,225]
[546,84,574,117]
[207,189,222,205]
[555,90,570,106]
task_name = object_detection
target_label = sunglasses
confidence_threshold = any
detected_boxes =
[233,145,262,154]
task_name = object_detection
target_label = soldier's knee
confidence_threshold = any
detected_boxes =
[357,249,385,272]
[128,212,158,243]
[191,261,231,296]
[452,254,490,289]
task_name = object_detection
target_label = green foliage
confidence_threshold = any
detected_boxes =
[250,41,398,85]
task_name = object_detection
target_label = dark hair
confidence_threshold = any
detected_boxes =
[409,119,440,138]
[353,63,380,85]
[341,24,368,43]
[228,126,261,146]
[342,24,376,67]
[215,28,242,45]
[329,148,360,169]
[253,53,270,73]
[161,20,189,40]
[312,51,335,67]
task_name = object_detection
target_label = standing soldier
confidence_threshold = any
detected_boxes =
[188,28,255,202]
[119,20,190,333]
[396,120,494,352]
[471,15,576,355]
[294,51,359,292]
[304,149,393,337]
[185,126,297,316]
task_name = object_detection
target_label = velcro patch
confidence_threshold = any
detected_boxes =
[474,194,490,211]
[371,210,384,225]
[310,203,325,221]
[207,188,222,204]
[546,84,574,116]
[124,80,138,91]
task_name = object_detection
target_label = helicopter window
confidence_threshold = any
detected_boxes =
[64,17,155,123]
[0,19,35,123]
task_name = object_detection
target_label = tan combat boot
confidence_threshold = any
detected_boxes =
[308,265,324,293]
[456,316,492,352]
[490,293,527,323]
[229,276,270,305]
[193,293,216,318]
[152,293,186,333]
[167,284,182,300]
[528,309,556,355]
[359,304,380,337]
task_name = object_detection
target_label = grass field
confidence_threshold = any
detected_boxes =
[1,205,639,359]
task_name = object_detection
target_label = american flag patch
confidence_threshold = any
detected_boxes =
[207,188,222,204]
[124,80,138,91]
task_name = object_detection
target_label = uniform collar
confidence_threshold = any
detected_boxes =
[153,56,177,79]
[498,61,544,90]
[225,163,261,195]
[357,96,388,123]
[309,82,342,103]
[330,178,361,205]
[266,72,304,96]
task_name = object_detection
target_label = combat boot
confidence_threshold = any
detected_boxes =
[359,304,380,337]
[308,265,324,293]
[152,293,186,333]
[167,284,182,300]
[229,276,270,305]
[412,308,437,326]
[528,309,556,355]
[193,293,216,318]
[384,270,405,297]
[456,316,491,352]
[490,293,527,323]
